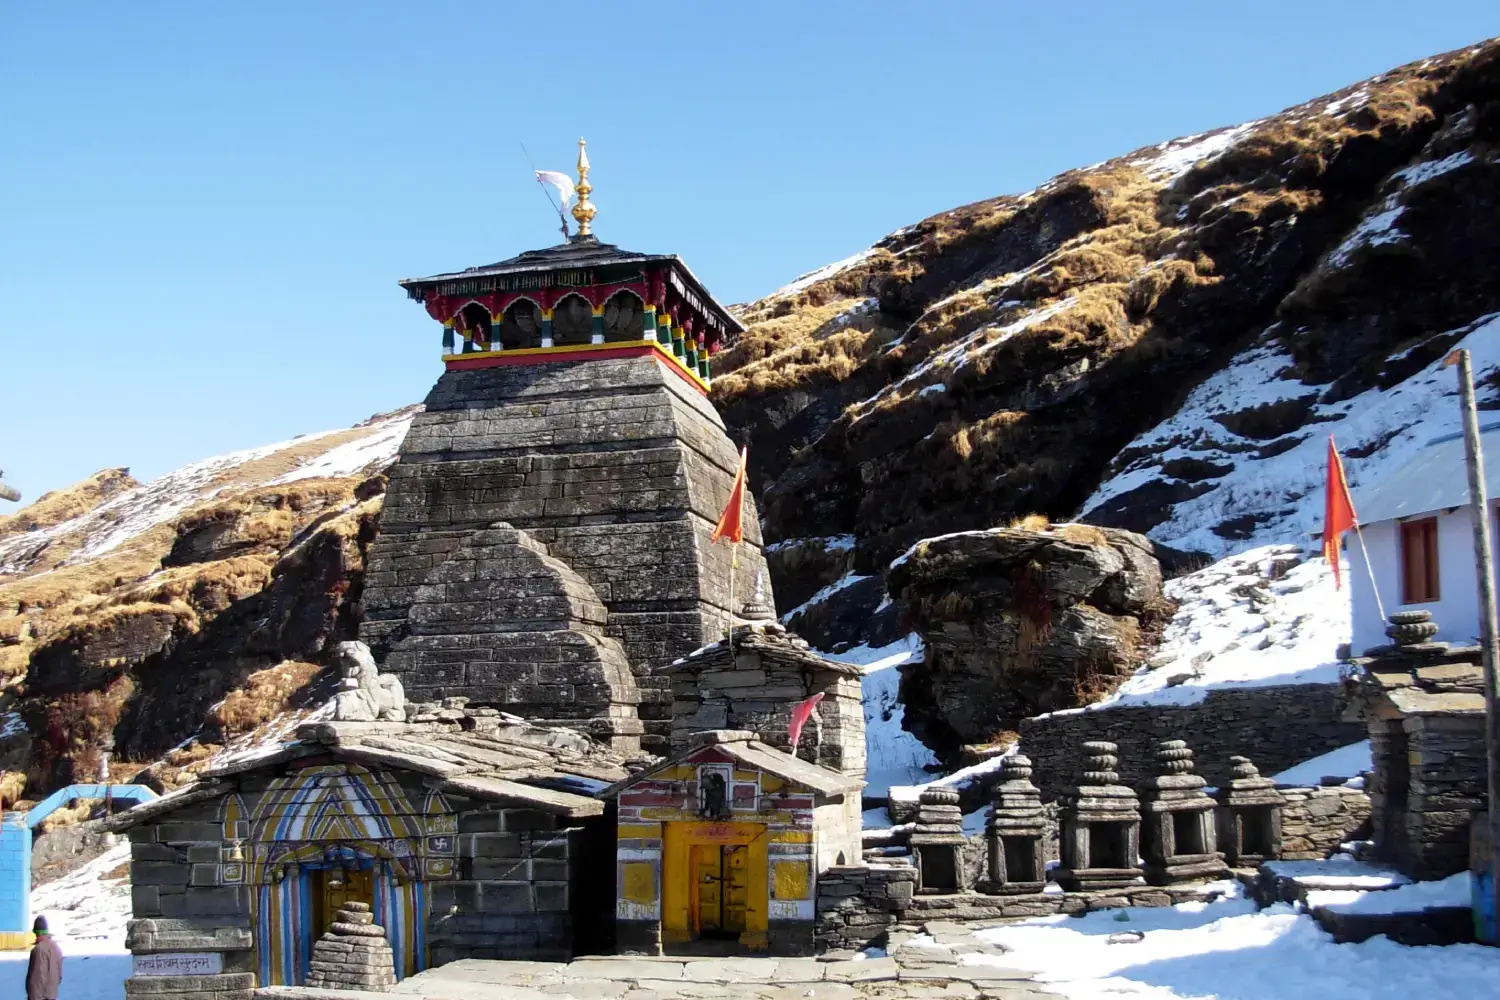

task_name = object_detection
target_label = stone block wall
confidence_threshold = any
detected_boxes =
[361,354,772,752]
[1018,684,1365,796]
[1369,712,1486,879]
[125,798,256,1000]
[1277,786,1372,859]
[427,806,577,963]
[813,864,916,952]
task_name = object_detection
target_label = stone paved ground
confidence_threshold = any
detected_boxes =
[255,922,1058,1000]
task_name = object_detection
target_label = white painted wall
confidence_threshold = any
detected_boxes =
[1351,505,1499,653]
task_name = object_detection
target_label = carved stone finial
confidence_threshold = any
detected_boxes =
[1156,739,1196,775]
[1000,754,1034,783]
[1229,755,1260,780]
[1385,610,1439,647]
[1081,740,1119,784]
[919,785,961,807]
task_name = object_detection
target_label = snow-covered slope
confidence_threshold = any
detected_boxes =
[1081,315,1500,558]
[822,634,938,797]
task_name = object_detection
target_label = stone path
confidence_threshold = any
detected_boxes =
[254,921,1057,1000]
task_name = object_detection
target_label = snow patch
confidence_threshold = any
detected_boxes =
[1129,122,1260,182]
[780,571,871,624]
[1307,872,1471,915]
[968,883,1500,1000]
[824,634,937,797]
[270,410,415,484]
[773,249,877,297]
[1271,740,1372,787]
[1043,545,1346,714]
[1079,314,1500,559]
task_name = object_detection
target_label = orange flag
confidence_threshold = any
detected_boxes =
[1322,435,1358,589]
[712,447,748,544]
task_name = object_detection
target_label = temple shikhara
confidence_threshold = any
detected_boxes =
[109,142,869,996]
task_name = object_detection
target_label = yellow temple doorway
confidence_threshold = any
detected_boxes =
[662,822,769,951]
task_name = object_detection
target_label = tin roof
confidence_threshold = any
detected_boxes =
[1355,423,1500,525]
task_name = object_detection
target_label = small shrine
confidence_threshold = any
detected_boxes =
[1052,741,1144,891]
[666,599,867,778]
[979,755,1047,895]
[602,730,863,956]
[1213,756,1286,867]
[909,786,969,893]
[1138,740,1226,885]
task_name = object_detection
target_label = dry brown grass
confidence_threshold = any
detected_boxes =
[0,771,24,809]
[37,799,98,833]
[211,659,324,734]
[1053,523,1111,546]
[0,469,139,539]
[1007,514,1051,532]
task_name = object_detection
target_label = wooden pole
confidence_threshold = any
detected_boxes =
[1451,347,1500,940]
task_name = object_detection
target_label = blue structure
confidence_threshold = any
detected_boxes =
[0,784,157,948]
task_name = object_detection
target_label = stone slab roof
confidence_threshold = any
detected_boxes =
[600,729,863,799]
[1352,647,1486,717]
[668,623,864,677]
[108,719,636,830]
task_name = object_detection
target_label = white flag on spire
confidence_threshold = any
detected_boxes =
[535,170,575,208]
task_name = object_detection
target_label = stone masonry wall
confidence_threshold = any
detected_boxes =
[1018,684,1365,797]
[362,355,771,752]
[1278,786,1372,859]
[1370,712,1487,879]
[814,864,915,952]
[428,805,576,963]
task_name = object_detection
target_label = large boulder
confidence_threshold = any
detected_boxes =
[887,522,1168,756]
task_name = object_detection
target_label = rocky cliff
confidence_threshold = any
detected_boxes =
[715,39,1500,608]
[0,409,417,793]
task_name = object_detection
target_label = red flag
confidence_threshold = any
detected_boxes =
[1323,435,1358,590]
[711,447,748,544]
[788,693,825,749]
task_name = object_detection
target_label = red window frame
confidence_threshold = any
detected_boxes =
[1399,516,1440,604]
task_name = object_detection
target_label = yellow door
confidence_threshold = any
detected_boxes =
[692,845,722,934]
[722,845,749,934]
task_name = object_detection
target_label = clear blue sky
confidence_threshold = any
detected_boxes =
[3,3,1495,503]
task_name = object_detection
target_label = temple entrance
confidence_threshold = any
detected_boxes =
[312,867,374,938]
[661,821,768,952]
[691,844,750,937]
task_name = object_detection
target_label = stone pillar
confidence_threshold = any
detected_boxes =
[304,901,396,992]
[540,309,555,348]
[909,787,968,893]
[671,320,685,359]
[978,755,1046,895]
[1053,741,1144,891]
[1139,740,1227,885]
[1213,755,1285,867]
[643,305,658,342]
[657,310,673,348]
[442,320,455,354]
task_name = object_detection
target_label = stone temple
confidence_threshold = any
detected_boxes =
[360,141,769,752]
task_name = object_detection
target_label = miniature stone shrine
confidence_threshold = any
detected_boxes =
[1213,755,1285,867]
[305,902,396,992]
[909,786,969,893]
[1052,741,1144,890]
[1138,740,1226,885]
[1344,611,1487,879]
[978,754,1047,894]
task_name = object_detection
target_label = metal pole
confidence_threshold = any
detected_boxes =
[1451,348,1500,939]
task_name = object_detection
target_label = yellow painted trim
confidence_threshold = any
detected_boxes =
[441,339,710,389]
[770,830,813,844]
[0,932,34,950]
[772,859,810,900]
[617,823,661,839]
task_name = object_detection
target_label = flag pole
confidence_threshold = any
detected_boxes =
[1352,524,1387,624]
[1449,347,1500,942]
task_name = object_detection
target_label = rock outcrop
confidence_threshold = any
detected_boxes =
[887,522,1167,753]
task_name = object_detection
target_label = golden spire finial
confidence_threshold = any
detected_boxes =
[571,137,596,238]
